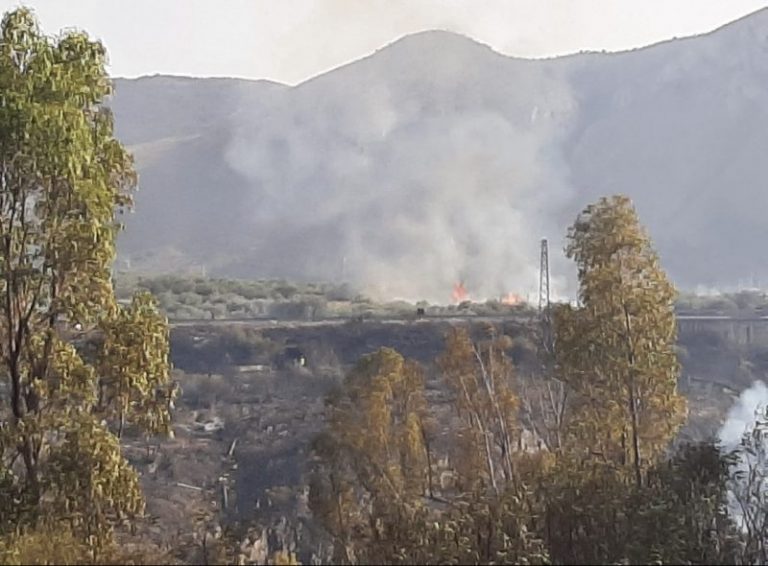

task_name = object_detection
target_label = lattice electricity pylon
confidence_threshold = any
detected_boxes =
[538,238,550,314]
[539,238,554,357]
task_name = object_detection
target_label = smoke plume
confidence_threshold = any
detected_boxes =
[225,35,578,303]
[718,380,768,526]
[719,381,768,451]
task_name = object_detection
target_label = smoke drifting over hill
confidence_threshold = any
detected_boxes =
[114,9,768,301]
[224,49,577,302]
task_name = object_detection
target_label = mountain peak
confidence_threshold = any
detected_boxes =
[377,29,507,61]
[387,29,491,48]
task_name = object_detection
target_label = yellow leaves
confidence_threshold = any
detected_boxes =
[0,524,93,565]
[558,195,686,476]
[438,326,520,491]
[330,348,430,492]
[270,549,301,565]
[310,348,432,561]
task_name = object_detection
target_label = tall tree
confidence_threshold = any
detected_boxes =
[0,7,173,554]
[438,326,520,494]
[554,195,686,485]
[311,343,549,565]
[309,347,431,563]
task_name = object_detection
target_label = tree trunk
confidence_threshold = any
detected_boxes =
[627,377,642,487]
[421,423,435,498]
[622,301,642,487]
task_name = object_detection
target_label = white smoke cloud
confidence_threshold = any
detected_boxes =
[224,40,578,304]
[718,380,768,528]
[719,381,768,451]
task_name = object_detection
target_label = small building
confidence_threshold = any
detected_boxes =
[279,346,307,369]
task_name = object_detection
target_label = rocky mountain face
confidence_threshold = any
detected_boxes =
[112,8,768,301]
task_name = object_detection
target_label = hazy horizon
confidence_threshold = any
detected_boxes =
[2,1,767,85]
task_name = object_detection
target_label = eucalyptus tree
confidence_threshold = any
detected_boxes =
[0,7,173,554]
[554,195,686,485]
[438,326,520,494]
[309,347,431,563]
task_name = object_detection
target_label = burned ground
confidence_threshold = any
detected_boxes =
[123,318,762,561]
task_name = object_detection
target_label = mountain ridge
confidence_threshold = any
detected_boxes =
[112,6,768,84]
[112,8,768,300]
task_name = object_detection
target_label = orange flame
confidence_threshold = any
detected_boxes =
[452,282,468,303]
[501,292,523,305]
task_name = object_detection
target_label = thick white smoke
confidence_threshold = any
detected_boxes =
[719,381,768,450]
[224,35,578,303]
[718,380,768,527]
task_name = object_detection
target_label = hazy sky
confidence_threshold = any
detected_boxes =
[2,1,767,84]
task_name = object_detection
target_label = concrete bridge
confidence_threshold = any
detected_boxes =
[676,313,768,346]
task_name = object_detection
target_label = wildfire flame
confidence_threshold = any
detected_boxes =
[452,281,468,303]
[501,292,523,306]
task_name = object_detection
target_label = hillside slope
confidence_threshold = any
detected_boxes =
[112,8,768,300]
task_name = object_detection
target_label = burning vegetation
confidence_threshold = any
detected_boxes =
[452,282,524,307]
[451,281,468,303]
[501,292,524,305]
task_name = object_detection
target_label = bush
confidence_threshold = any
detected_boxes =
[325,283,355,302]
[193,281,215,296]
[274,284,298,300]
[238,283,269,300]
[182,373,231,408]
[178,291,203,306]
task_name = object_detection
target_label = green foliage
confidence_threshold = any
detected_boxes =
[114,273,537,322]
[169,325,280,374]
[0,7,173,554]
[118,275,345,320]
[536,443,740,565]
[98,292,173,437]
[43,414,145,549]
[676,290,768,313]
